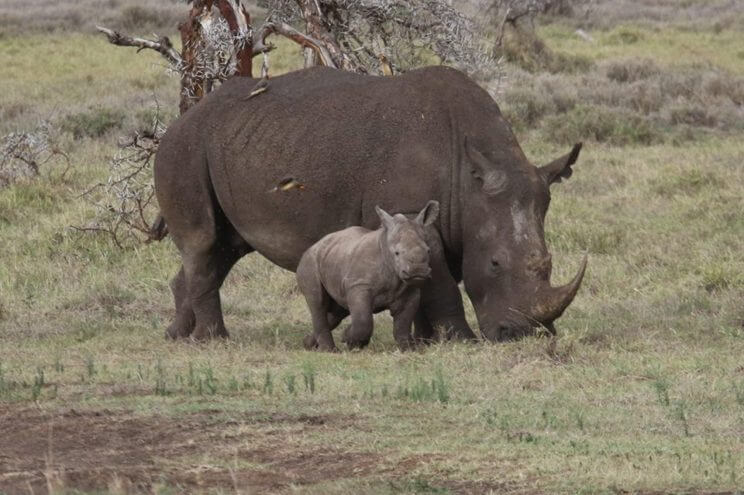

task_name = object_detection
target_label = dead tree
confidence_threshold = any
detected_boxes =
[97,0,498,107]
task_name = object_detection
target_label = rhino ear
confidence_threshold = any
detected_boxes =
[539,143,582,185]
[465,137,507,195]
[415,200,439,227]
[375,205,395,230]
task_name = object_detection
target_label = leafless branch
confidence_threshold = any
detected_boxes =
[257,22,338,68]
[95,26,182,67]
[75,105,166,248]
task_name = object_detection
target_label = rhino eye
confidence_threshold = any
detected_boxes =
[490,257,500,270]
[395,250,400,256]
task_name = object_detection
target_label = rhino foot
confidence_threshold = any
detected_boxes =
[304,333,339,352]
[165,313,196,340]
[395,337,417,352]
[339,324,371,350]
[190,324,229,341]
[303,334,318,350]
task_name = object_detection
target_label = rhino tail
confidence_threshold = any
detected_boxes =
[147,213,169,242]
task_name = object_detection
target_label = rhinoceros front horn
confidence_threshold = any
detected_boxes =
[532,254,588,324]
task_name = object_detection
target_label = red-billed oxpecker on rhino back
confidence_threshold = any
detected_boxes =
[153,65,586,342]
[297,201,439,352]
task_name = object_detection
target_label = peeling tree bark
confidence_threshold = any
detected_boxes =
[215,0,254,76]
[178,5,204,115]
[177,0,257,113]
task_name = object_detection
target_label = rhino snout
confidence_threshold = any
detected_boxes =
[483,322,535,341]
[400,264,432,284]
[481,318,557,342]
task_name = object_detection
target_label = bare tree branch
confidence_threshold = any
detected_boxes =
[95,26,182,66]
[257,22,338,68]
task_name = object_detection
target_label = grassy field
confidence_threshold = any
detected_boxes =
[1,1,744,493]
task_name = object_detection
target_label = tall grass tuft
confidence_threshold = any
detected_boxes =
[302,361,316,394]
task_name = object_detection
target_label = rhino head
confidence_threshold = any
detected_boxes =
[376,201,439,286]
[461,140,586,341]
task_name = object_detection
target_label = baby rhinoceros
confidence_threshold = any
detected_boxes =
[297,201,439,352]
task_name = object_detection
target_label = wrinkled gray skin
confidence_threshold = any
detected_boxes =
[297,201,439,352]
[154,65,586,342]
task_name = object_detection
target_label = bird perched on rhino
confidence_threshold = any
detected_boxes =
[243,76,269,100]
[378,54,393,76]
[268,177,305,193]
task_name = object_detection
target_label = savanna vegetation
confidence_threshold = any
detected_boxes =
[1,0,743,493]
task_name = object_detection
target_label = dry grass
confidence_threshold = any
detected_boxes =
[1,1,744,493]
[500,25,744,144]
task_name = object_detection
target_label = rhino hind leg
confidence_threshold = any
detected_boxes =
[304,305,349,349]
[297,260,339,352]
[327,301,349,329]
[165,265,195,339]
[184,242,250,340]
[165,206,252,340]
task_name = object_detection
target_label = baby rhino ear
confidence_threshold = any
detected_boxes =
[415,200,439,227]
[375,205,395,230]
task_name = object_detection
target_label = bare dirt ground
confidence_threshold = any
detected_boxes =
[0,405,506,494]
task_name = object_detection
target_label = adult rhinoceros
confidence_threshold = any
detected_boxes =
[154,65,586,342]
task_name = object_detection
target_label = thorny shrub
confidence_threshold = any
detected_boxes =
[0,122,69,188]
[75,109,166,248]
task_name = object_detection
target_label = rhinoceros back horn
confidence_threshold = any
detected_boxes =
[532,254,587,323]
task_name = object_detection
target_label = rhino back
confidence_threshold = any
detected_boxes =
[164,66,511,270]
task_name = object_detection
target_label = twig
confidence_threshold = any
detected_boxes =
[255,22,338,68]
[95,26,182,67]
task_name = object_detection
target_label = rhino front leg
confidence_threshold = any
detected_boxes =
[391,290,420,351]
[343,288,374,350]
[302,305,349,349]
[416,228,475,342]
[417,278,474,342]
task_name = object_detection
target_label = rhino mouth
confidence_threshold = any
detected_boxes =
[402,274,431,285]
[401,266,432,285]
